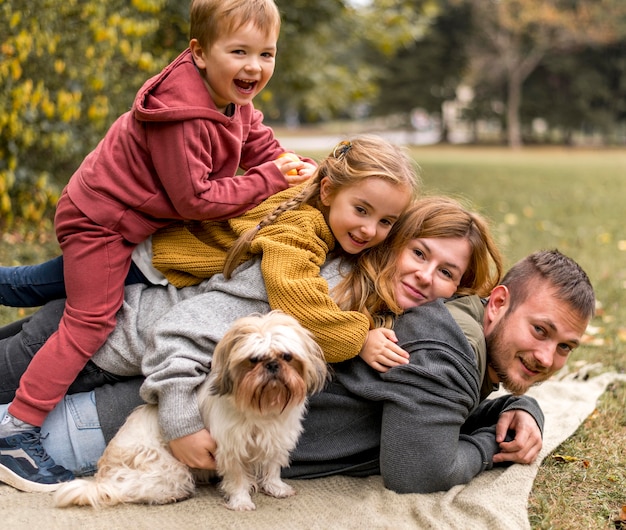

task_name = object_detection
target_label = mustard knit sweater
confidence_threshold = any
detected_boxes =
[151,184,370,363]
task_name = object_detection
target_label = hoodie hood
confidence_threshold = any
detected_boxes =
[133,49,230,124]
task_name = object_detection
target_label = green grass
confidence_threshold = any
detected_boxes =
[1,144,625,527]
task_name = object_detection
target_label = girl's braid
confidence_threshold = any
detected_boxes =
[223,176,322,278]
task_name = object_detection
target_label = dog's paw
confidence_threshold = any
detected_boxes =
[261,479,296,499]
[224,492,256,511]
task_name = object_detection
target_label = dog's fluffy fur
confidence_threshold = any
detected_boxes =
[54,311,328,511]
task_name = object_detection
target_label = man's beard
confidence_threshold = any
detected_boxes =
[485,316,532,396]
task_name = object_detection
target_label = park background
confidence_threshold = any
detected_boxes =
[1,1,625,528]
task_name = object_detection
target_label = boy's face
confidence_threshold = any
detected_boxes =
[190,22,277,112]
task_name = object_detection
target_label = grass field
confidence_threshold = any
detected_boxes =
[1,144,625,528]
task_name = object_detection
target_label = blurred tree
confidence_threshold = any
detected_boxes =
[522,39,626,143]
[459,0,626,147]
[369,0,472,139]
[271,0,433,122]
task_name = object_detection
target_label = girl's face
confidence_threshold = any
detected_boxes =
[394,237,472,310]
[321,178,410,254]
[191,23,277,112]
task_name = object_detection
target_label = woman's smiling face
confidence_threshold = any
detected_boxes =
[393,237,472,310]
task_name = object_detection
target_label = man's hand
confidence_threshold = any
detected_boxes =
[493,409,542,465]
[168,429,217,470]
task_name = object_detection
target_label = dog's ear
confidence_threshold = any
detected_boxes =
[208,336,235,396]
[302,339,329,394]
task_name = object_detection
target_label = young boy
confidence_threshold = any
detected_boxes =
[0,0,314,493]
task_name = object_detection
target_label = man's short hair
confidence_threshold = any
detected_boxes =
[501,249,595,320]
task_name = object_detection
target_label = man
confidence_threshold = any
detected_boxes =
[283,249,595,492]
[0,250,595,493]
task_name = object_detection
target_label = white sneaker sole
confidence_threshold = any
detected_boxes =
[0,463,70,493]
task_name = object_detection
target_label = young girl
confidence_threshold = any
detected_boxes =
[0,194,503,474]
[147,134,421,366]
[0,0,316,492]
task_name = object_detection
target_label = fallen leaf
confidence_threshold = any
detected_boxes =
[552,454,590,467]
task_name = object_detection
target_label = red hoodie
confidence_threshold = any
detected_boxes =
[65,49,292,244]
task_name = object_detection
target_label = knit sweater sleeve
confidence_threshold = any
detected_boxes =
[375,301,496,493]
[248,211,370,363]
[150,184,306,287]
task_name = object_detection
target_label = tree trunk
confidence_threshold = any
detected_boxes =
[507,69,523,148]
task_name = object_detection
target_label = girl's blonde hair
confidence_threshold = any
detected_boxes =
[332,195,504,326]
[190,0,281,49]
[223,135,421,278]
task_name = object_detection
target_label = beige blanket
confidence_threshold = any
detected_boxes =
[2,371,624,530]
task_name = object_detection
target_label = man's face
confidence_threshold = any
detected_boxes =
[484,284,590,395]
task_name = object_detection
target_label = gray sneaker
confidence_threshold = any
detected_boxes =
[0,428,74,492]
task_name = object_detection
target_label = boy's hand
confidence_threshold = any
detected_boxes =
[275,153,314,186]
[359,328,410,373]
[168,429,217,470]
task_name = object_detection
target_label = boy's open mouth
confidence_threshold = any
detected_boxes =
[235,79,257,92]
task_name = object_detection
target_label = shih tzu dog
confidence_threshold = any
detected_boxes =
[54,311,328,511]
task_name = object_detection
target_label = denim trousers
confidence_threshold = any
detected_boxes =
[0,391,105,476]
[0,255,149,307]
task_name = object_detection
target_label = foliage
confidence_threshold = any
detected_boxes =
[522,40,626,143]
[0,0,175,230]
[369,0,472,121]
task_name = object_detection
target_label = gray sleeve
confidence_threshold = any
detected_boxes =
[139,293,223,442]
[139,264,272,442]
[378,347,494,494]
[462,393,545,436]
[375,302,496,494]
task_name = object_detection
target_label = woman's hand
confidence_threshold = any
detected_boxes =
[168,429,217,470]
[359,328,410,372]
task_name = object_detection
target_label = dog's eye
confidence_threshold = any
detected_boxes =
[250,356,261,364]
[282,352,293,362]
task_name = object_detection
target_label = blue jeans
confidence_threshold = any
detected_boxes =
[0,255,150,307]
[0,392,105,476]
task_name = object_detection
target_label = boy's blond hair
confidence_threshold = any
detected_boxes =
[190,0,281,48]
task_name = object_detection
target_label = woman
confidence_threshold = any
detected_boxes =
[0,195,503,479]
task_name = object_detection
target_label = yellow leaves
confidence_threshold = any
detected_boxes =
[56,90,81,123]
[9,11,21,28]
[87,95,110,123]
[9,58,22,81]
[131,0,166,15]
[137,52,155,71]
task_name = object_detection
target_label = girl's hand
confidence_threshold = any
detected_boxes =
[359,328,409,373]
[168,429,217,470]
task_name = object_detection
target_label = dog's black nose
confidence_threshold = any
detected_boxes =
[265,360,279,373]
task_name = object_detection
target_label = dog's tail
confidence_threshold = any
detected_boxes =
[53,478,129,508]
[53,467,196,508]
